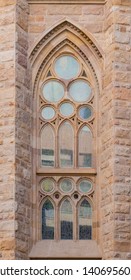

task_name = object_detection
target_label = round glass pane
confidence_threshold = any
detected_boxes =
[54,55,80,80]
[41,179,55,193]
[60,179,73,193]
[60,103,74,117]
[79,180,92,193]
[79,106,92,120]
[41,107,55,120]
[42,80,64,102]
[69,80,91,102]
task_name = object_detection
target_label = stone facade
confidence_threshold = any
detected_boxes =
[0,0,130,259]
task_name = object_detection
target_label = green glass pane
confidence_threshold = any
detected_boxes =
[54,55,80,80]
[42,80,64,102]
[60,179,73,193]
[60,103,74,117]
[79,180,92,193]
[79,106,92,120]
[41,107,55,120]
[41,179,55,193]
[69,80,91,102]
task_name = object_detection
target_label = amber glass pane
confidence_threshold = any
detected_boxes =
[54,55,80,80]
[59,122,74,167]
[78,126,92,167]
[42,200,54,239]
[79,199,92,239]
[41,125,55,167]
[60,199,73,239]
[41,179,55,193]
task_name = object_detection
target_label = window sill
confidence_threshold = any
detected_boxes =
[37,168,97,176]
[29,240,101,259]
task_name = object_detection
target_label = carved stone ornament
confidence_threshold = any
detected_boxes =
[28,0,106,4]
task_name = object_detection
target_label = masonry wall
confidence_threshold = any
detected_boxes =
[0,0,130,260]
[0,0,16,260]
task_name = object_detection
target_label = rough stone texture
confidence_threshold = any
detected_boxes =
[99,0,131,259]
[0,0,16,260]
[0,0,131,259]
[15,0,32,259]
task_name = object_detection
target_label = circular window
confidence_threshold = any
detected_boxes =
[42,80,64,102]
[41,107,55,120]
[79,106,92,120]
[69,80,91,102]
[79,180,92,193]
[41,179,55,193]
[60,179,73,193]
[54,55,80,80]
[60,102,74,117]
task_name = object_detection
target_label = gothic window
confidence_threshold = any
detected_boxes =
[38,53,95,241]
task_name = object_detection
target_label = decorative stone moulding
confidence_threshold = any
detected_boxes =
[28,0,106,4]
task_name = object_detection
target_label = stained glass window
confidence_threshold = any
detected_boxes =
[59,122,74,167]
[79,199,92,240]
[60,199,73,239]
[41,125,55,167]
[54,55,80,80]
[42,200,54,239]
[78,126,92,167]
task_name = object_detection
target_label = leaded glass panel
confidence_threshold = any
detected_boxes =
[41,125,55,167]
[79,199,92,240]
[54,55,80,80]
[78,126,92,167]
[42,200,54,239]
[60,199,73,239]
[59,122,74,167]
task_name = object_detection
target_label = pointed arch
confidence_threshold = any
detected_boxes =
[42,199,55,239]
[60,198,73,239]
[78,198,92,240]
[29,19,104,94]
[41,124,55,167]
[59,121,74,168]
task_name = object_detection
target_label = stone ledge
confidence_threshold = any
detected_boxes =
[29,240,102,259]
[28,0,106,4]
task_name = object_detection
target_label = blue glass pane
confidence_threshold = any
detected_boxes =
[60,102,74,117]
[42,200,54,239]
[79,199,92,240]
[54,55,80,80]
[41,107,55,120]
[79,106,92,120]
[69,80,91,102]
[79,180,92,193]
[61,200,73,239]
[42,80,64,102]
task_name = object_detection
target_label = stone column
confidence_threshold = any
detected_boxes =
[100,0,131,259]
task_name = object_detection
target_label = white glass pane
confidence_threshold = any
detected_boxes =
[41,107,55,120]
[60,179,73,193]
[79,199,92,240]
[54,55,80,80]
[41,125,55,167]
[60,199,73,239]
[42,200,54,239]
[59,122,74,167]
[69,80,91,102]
[42,80,64,102]
[79,180,92,193]
[41,179,55,193]
[79,106,92,120]
[60,102,74,117]
[78,126,92,167]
